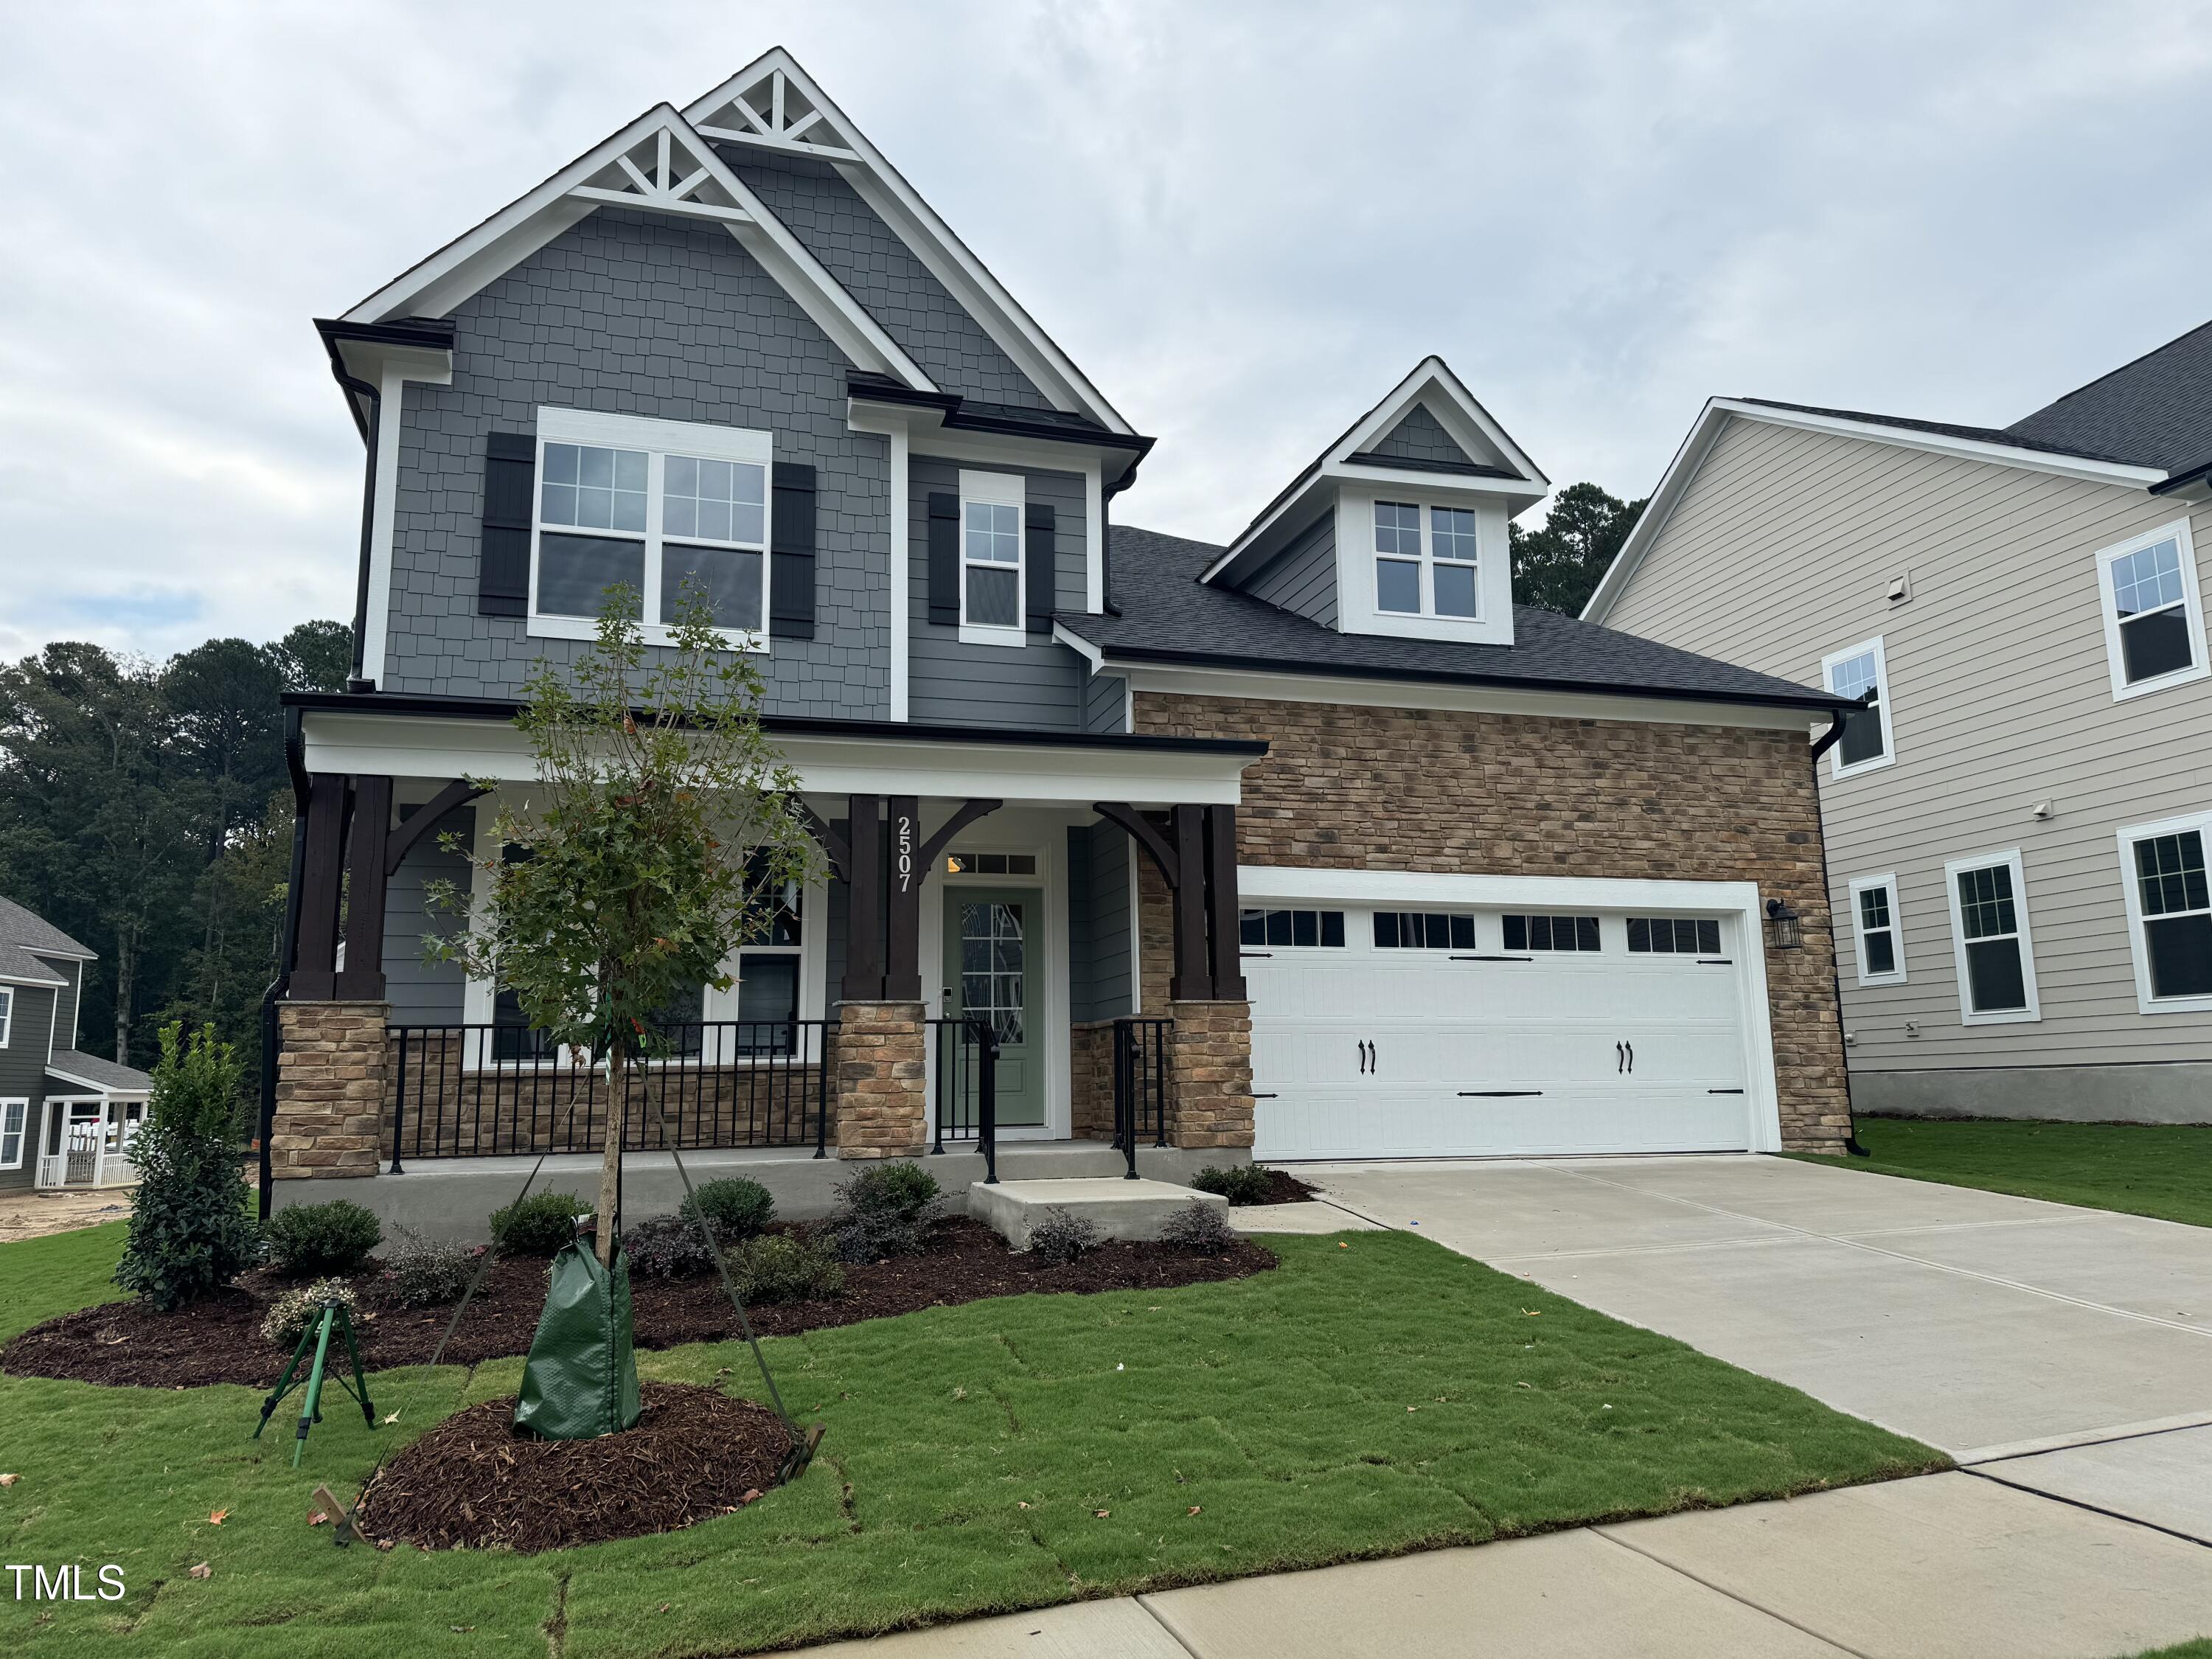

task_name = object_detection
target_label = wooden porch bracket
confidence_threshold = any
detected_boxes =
[792,796,851,883]
[1094,800,1213,1002]
[383,779,487,875]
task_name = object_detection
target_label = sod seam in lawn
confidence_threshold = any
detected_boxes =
[0,1223,1944,1657]
[1784,1116,2212,1229]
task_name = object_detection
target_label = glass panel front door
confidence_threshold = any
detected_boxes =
[942,888,1045,1127]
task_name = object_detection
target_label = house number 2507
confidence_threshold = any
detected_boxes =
[895,813,914,894]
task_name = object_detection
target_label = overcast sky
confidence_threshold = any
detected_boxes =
[5,0,2211,664]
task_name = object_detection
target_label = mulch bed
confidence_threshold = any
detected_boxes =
[355,1382,790,1552]
[1239,1169,1320,1206]
[1,1218,1274,1391]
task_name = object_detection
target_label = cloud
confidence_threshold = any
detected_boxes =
[4,0,2211,659]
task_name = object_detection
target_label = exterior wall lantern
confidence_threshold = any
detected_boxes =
[1764,898,1804,950]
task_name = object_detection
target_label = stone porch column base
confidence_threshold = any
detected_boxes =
[274,1001,390,1180]
[833,1001,928,1160]
[1166,999,1254,1151]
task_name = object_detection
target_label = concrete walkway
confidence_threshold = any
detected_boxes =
[790,1156,2212,1656]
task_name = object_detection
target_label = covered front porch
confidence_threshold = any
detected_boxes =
[267,698,1266,1218]
[32,1091,147,1191]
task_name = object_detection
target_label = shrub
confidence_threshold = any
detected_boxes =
[262,1199,383,1278]
[734,1234,845,1304]
[369,1226,480,1308]
[490,1189,591,1256]
[1191,1164,1274,1206]
[624,1214,719,1280]
[824,1161,942,1262]
[1026,1206,1101,1265]
[260,1279,361,1349]
[677,1176,775,1240]
[1160,1197,1238,1255]
[115,1023,259,1312]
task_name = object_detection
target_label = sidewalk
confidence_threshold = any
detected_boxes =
[801,1471,2212,1658]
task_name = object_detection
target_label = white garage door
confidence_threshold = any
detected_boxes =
[1247,902,1759,1161]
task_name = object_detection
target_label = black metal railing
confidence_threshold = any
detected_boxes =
[385,1020,835,1168]
[1112,1016,1172,1180]
[928,1015,1001,1183]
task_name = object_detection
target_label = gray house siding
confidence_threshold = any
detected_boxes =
[1371,405,1473,467]
[383,804,473,1026]
[1244,511,1338,627]
[1604,415,2212,1118]
[726,151,1050,411]
[0,981,55,1189]
[46,958,80,1052]
[907,456,1091,729]
[1073,821,1133,1021]
[380,207,891,719]
[1081,670,1127,734]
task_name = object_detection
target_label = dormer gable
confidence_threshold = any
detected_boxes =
[1202,358,1548,648]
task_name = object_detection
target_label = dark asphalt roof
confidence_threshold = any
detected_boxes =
[48,1050,152,1093]
[1068,525,1848,712]
[2004,318,2212,477]
[1737,398,2146,467]
[0,895,91,960]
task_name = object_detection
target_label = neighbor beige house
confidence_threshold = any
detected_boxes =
[1584,321,2212,1124]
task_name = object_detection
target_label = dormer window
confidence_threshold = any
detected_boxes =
[1373,502,1481,619]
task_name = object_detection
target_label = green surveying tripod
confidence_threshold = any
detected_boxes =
[253,1298,376,1467]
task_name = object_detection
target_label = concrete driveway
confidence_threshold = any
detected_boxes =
[1302,1154,2212,1544]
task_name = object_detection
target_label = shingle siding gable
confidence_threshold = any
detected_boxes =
[1368,404,1473,468]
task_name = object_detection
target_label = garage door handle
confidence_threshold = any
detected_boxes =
[1242,950,1273,959]
[1696,958,1732,966]
[1450,954,1533,962]
[1459,1090,1543,1097]
[1707,1088,1744,1095]
[1253,1092,1279,1099]
[1626,1042,1634,1074]
[1616,1041,1625,1074]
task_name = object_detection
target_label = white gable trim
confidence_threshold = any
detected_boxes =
[1583,398,2169,624]
[341,104,936,392]
[1203,356,1548,585]
[685,49,1134,435]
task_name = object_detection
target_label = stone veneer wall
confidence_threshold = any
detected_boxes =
[273,1002,390,1180]
[832,1001,928,1158]
[1069,1020,1116,1141]
[1166,1001,1256,1150]
[1132,692,1852,1154]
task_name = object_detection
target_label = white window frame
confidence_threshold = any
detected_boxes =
[1943,847,2040,1025]
[0,984,12,1048]
[526,406,773,651]
[2094,518,2208,701]
[957,469,1026,648]
[2115,809,2212,1015]
[1332,488,1514,647]
[1846,873,1907,987]
[1368,500,1485,622]
[1820,636,1895,779]
[0,1099,24,1171]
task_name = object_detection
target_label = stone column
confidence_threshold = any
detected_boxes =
[833,1001,928,1159]
[273,1001,390,1180]
[1166,999,1255,1150]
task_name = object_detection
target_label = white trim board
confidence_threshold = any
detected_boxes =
[1584,397,2171,625]
[2114,808,2212,1016]
[1845,872,1907,987]
[1820,636,1896,780]
[1941,846,2042,1026]
[1235,865,1784,1155]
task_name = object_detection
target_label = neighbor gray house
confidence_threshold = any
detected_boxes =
[266,49,1864,1229]
[1585,322,2212,1124]
[0,897,153,1191]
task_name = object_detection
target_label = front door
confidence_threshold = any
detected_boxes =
[941,888,1044,1128]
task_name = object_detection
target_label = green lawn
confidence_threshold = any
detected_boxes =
[1787,1116,2212,1228]
[0,1225,1942,1656]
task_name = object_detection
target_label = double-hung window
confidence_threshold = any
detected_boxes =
[1821,637,1893,777]
[0,985,11,1047]
[0,1099,24,1171]
[1847,874,1906,985]
[959,470,1024,639]
[1374,502,1481,619]
[2095,521,2208,699]
[1944,849,2039,1022]
[2118,813,2212,1011]
[531,408,771,644]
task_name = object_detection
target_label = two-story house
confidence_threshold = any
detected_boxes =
[0,897,153,1192]
[1585,321,2212,1124]
[267,49,1860,1225]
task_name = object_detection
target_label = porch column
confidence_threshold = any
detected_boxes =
[1166,998,1256,1151]
[334,775,392,1000]
[289,774,352,1001]
[841,793,884,1001]
[1093,801,1213,1001]
[832,1000,927,1160]
[272,1001,389,1180]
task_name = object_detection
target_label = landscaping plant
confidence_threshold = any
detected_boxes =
[624,1215,719,1280]
[113,1021,259,1312]
[824,1161,944,1262]
[258,1279,361,1349]
[490,1189,593,1256]
[1161,1197,1239,1255]
[262,1198,382,1278]
[369,1226,480,1308]
[678,1175,776,1239]
[1026,1206,1101,1265]
[1191,1164,1274,1206]
[734,1234,845,1304]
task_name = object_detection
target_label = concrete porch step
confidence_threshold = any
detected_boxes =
[966,1177,1228,1249]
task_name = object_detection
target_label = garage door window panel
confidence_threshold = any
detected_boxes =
[1626,917,1721,956]
[1503,914,1601,952]
[1375,911,1477,950]
[1239,908,1345,948]
[1944,851,2039,1023]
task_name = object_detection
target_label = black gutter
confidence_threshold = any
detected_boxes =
[1081,641,1859,717]
[846,372,1155,455]
[278,689,1269,758]
[2149,455,2212,495]
[257,707,313,1220]
[1809,701,1871,1158]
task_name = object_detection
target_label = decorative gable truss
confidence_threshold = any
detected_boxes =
[691,63,858,162]
[342,104,936,391]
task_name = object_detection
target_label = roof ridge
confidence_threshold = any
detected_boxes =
[2007,316,2212,431]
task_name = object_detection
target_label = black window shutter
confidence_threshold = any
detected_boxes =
[770,462,818,641]
[1025,501,1056,634]
[926,492,960,626]
[479,432,535,617]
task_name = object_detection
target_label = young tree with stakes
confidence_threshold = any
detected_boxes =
[428,583,818,1265]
